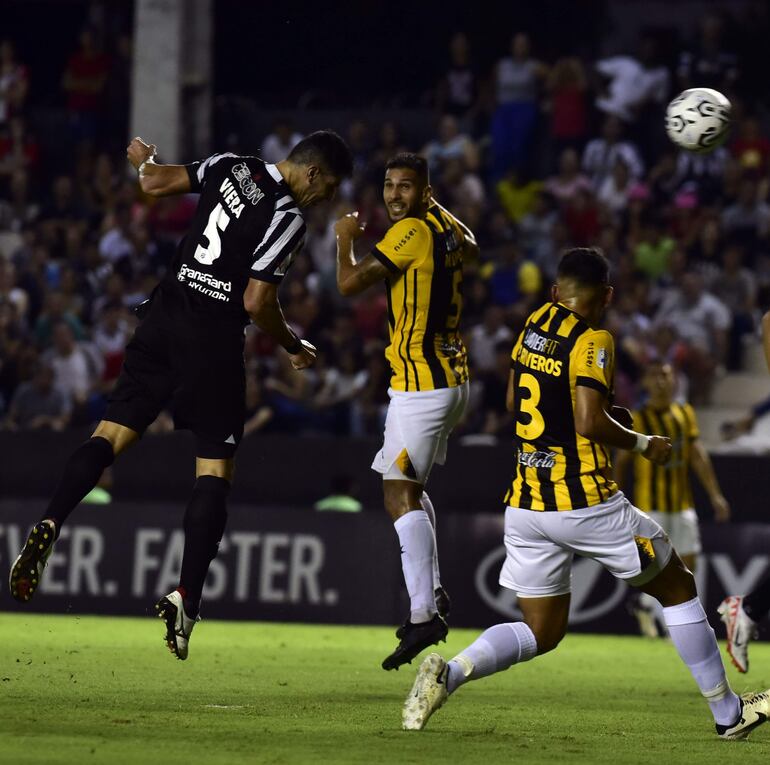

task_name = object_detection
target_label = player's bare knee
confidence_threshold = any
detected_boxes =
[383,480,423,521]
[196,457,233,482]
[92,421,137,456]
[667,567,697,605]
[531,626,565,655]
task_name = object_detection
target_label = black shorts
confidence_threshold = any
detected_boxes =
[105,308,246,459]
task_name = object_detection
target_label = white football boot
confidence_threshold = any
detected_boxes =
[716,690,770,740]
[402,653,449,730]
[718,595,759,674]
[155,590,199,660]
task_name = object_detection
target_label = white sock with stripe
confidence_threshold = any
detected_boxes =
[446,622,537,693]
[662,597,740,726]
[394,509,437,624]
[420,491,441,590]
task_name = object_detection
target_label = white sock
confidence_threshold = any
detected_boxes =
[662,597,740,726]
[446,622,537,694]
[420,491,441,591]
[394,510,437,624]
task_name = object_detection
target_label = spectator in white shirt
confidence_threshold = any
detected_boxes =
[261,119,303,164]
[597,158,633,221]
[42,321,100,405]
[582,115,644,189]
[654,271,730,403]
[467,305,513,374]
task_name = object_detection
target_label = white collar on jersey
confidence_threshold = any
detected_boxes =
[265,163,284,184]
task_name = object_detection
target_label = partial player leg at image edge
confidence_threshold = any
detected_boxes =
[718,595,760,674]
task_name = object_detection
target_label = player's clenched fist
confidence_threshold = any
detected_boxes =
[126,136,156,170]
[289,339,317,370]
[334,212,365,239]
[643,435,672,465]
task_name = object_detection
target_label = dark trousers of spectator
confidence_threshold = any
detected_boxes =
[727,313,755,372]
[491,100,537,181]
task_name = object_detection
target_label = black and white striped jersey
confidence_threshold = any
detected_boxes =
[157,153,305,329]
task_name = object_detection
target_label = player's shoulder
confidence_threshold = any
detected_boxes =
[524,302,553,327]
[676,400,698,422]
[578,326,615,348]
[381,217,431,247]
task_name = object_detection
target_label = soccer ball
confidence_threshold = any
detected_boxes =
[665,88,731,154]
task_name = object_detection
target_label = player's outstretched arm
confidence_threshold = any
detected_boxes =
[690,438,731,522]
[126,137,191,197]
[574,385,671,465]
[243,278,316,370]
[334,213,390,296]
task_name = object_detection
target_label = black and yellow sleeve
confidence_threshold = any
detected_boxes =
[574,329,615,397]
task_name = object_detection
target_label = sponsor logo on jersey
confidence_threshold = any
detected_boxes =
[393,227,417,252]
[517,450,557,469]
[523,328,559,356]
[232,162,265,206]
[177,264,232,302]
[585,341,595,367]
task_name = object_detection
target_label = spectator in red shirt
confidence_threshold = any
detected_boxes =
[546,56,588,158]
[0,39,29,125]
[62,27,110,142]
[731,116,770,176]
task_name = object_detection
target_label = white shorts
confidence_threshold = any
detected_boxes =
[499,491,673,598]
[372,381,469,484]
[645,508,701,557]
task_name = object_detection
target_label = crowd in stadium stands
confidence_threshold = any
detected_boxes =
[1,9,770,442]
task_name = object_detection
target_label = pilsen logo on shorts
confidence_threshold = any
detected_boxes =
[517,450,557,469]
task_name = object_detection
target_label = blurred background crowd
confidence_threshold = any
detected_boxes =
[1,1,770,443]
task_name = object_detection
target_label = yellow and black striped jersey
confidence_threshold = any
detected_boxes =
[630,403,699,513]
[371,205,469,391]
[505,302,618,511]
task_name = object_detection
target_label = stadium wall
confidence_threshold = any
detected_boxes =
[0,431,768,520]
[1,499,768,638]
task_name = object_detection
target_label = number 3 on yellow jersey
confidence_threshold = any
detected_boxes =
[516,373,545,441]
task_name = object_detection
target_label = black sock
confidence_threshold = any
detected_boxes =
[743,574,770,623]
[45,437,115,534]
[179,475,230,616]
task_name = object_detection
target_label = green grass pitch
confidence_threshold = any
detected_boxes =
[0,614,768,764]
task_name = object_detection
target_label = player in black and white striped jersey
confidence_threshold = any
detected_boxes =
[9,131,353,661]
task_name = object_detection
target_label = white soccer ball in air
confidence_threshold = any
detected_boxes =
[665,88,731,154]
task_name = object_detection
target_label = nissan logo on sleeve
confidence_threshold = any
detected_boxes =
[474,546,628,624]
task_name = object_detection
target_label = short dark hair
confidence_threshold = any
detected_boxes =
[385,152,430,186]
[287,130,353,179]
[557,247,610,287]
